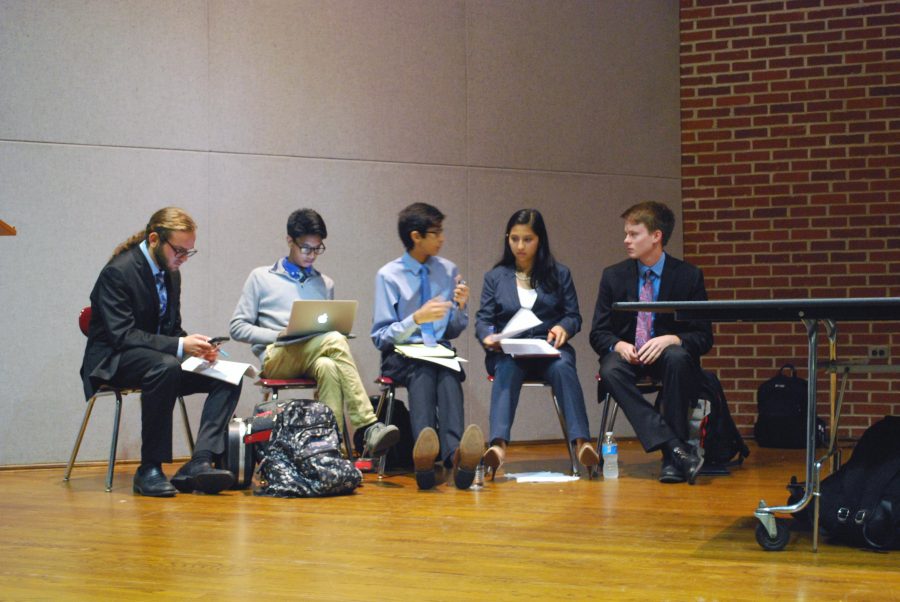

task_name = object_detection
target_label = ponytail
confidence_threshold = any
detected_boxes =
[110,207,197,260]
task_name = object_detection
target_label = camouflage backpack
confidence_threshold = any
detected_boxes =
[255,399,361,498]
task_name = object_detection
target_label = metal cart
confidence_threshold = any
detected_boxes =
[614,297,900,551]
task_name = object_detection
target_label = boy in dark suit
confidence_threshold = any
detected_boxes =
[81,207,241,497]
[589,202,712,484]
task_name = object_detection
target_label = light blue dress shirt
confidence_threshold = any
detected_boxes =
[371,252,468,350]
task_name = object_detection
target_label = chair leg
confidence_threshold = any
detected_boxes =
[105,392,125,492]
[594,391,619,478]
[377,386,396,479]
[342,414,354,460]
[177,396,195,453]
[549,388,578,475]
[63,397,98,482]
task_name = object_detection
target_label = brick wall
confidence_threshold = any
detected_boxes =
[680,0,900,439]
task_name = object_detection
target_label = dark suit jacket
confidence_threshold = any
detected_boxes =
[589,254,712,361]
[80,245,186,399]
[475,263,582,371]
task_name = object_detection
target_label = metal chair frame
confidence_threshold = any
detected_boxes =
[487,376,580,476]
[65,306,193,492]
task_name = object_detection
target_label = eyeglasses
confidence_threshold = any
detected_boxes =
[295,242,326,255]
[164,239,198,259]
[424,228,443,237]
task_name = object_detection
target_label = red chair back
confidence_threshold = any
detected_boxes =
[79,306,92,337]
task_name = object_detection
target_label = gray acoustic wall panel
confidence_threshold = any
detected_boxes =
[0,0,209,150]
[209,0,468,164]
[0,1,678,465]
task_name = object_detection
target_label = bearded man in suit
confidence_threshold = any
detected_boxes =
[589,201,712,484]
[81,207,240,497]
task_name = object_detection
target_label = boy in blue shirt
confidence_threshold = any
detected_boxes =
[372,203,484,490]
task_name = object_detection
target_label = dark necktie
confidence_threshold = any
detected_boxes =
[155,272,168,320]
[419,265,437,347]
[634,271,654,351]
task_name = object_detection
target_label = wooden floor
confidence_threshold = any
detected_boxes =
[1,441,898,601]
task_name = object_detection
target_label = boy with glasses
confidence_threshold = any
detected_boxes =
[230,209,399,459]
[81,207,240,497]
[371,202,484,490]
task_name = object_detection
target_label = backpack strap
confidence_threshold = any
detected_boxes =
[855,455,900,546]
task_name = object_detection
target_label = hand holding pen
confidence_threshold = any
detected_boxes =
[452,275,469,310]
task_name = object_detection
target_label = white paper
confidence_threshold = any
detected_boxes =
[500,338,561,357]
[504,471,580,483]
[487,308,542,343]
[181,357,259,385]
[394,343,456,358]
[394,344,466,372]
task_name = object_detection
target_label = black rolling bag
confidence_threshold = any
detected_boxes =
[218,400,289,489]
[219,417,257,490]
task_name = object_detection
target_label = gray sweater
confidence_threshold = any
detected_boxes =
[229,259,335,361]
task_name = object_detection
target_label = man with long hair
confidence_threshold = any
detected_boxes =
[590,202,712,484]
[81,207,240,497]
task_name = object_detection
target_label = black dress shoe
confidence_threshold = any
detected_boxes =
[171,458,234,494]
[671,446,704,485]
[659,459,685,484]
[133,465,177,497]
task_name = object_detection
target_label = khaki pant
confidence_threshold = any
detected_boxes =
[261,332,377,430]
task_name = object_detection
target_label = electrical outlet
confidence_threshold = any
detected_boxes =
[867,345,889,359]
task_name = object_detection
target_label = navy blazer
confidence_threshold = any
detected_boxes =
[80,245,186,399]
[475,263,582,346]
[588,254,712,361]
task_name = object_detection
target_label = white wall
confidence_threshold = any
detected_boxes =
[0,0,680,465]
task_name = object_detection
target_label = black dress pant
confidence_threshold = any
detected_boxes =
[599,345,700,453]
[110,348,242,465]
[381,351,464,466]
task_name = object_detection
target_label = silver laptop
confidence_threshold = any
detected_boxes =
[279,300,358,342]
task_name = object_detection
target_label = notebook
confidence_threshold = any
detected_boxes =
[275,300,358,345]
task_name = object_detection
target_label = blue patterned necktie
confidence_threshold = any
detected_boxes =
[419,265,437,347]
[155,272,168,320]
[634,270,654,351]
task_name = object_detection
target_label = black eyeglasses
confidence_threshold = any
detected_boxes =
[295,241,326,255]
[164,239,198,259]
[424,228,443,237]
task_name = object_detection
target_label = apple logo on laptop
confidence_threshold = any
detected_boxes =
[317,312,329,324]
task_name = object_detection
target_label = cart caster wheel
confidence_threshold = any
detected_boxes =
[755,519,790,551]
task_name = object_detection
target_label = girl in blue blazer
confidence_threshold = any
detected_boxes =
[475,209,597,478]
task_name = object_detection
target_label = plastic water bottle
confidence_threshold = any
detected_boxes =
[472,461,485,489]
[601,432,619,479]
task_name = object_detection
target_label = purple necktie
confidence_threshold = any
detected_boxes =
[634,271,654,351]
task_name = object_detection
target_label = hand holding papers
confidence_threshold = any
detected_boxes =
[488,308,561,357]
[394,343,467,372]
[500,338,561,358]
[182,356,259,386]
[486,308,543,343]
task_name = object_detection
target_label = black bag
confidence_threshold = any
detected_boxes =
[697,369,750,467]
[255,399,361,498]
[353,395,414,470]
[754,364,827,449]
[810,416,900,550]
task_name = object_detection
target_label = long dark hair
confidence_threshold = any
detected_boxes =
[494,208,559,291]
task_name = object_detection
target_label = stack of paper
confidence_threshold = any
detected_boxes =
[182,357,259,385]
[500,338,561,357]
[394,344,466,372]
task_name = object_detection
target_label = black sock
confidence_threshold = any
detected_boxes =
[662,438,682,456]
[192,450,213,464]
